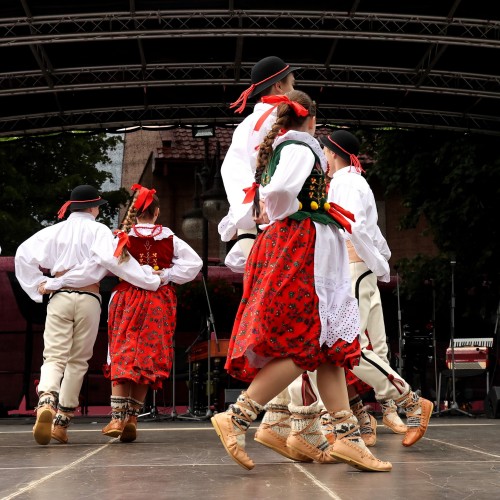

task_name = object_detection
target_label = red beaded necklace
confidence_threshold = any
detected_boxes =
[132,224,163,238]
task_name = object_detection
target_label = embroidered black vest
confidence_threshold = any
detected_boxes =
[261,140,343,229]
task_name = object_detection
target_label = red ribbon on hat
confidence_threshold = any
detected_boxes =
[242,182,259,204]
[327,202,356,233]
[325,136,365,173]
[131,183,156,212]
[230,65,291,114]
[57,197,102,219]
[254,94,309,132]
[113,229,130,258]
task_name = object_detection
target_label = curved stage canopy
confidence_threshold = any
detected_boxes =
[1,1,499,137]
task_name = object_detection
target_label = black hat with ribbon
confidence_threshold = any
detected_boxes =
[230,56,300,113]
[57,185,108,219]
[319,130,365,173]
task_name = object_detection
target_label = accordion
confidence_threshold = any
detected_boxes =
[446,338,493,370]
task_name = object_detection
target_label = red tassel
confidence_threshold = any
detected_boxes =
[57,201,72,220]
[229,85,255,114]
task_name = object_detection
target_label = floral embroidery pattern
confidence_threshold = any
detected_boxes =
[225,218,361,382]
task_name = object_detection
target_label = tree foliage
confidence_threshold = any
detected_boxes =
[360,128,500,336]
[0,132,129,255]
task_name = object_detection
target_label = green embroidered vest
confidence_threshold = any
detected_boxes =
[261,140,343,229]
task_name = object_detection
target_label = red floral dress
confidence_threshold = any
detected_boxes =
[105,227,177,389]
[225,136,362,383]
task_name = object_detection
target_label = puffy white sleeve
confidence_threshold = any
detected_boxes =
[329,183,390,281]
[260,144,313,222]
[160,236,203,285]
[15,234,52,303]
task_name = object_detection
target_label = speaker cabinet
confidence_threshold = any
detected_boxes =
[484,386,500,419]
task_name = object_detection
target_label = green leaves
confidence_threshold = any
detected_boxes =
[0,132,125,255]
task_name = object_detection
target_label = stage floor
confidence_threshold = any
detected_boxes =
[0,413,499,500]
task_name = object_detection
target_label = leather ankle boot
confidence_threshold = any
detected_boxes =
[211,391,262,470]
[286,404,337,464]
[51,409,74,444]
[380,399,407,434]
[350,400,377,447]
[33,393,57,445]
[255,407,313,462]
[395,392,433,447]
[102,418,126,438]
[329,410,392,472]
[120,415,138,443]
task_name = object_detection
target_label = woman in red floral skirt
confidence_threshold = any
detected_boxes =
[102,185,202,442]
[211,90,391,472]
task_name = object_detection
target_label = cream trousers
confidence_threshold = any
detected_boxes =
[38,291,101,409]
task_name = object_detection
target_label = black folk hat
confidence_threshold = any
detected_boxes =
[319,130,360,163]
[248,56,300,98]
[230,56,300,113]
[57,184,108,219]
[69,185,108,210]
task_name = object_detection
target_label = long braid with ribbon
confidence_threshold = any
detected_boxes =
[114,188,141,262]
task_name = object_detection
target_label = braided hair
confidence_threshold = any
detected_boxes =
[117,191,160,263]
[253,90,316,217]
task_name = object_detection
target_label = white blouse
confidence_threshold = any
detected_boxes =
[260,130,360,347]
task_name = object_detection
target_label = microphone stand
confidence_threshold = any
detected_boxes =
[202,273,220,418]
[178,274,219,420]
[429,279,440,415]
[437,260,474,417]
[395,268,405,377]
[178,318,208,421]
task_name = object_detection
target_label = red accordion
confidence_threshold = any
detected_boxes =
[446,338,493,370]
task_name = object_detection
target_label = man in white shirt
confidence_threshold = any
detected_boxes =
[15,184,161,445]
[322,130,433,448]
[218,55,298,271]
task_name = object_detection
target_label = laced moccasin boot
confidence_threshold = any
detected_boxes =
[395,392,433,447]
[211,391,264,470]
[350,397,377,447]
[286,404,338,463]
[102,396,128,438]
[120,397,143,443]
[254,400,313,462]
[329,410,392,472]
[320,411,336,445]
[380,399,407,435]
[33,392,57,445]
[51,408,74,444]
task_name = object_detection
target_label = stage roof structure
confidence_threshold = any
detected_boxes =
[1,1,500,137]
